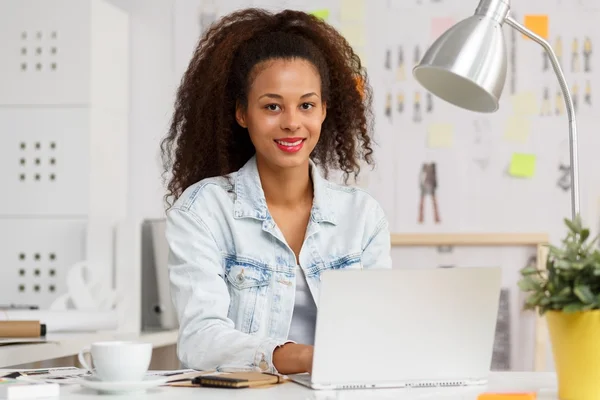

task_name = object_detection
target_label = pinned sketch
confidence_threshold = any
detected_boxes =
[523,15,549,40]
[396,46,405,81]
[542,51,549,71]
[555,89,565,116]
[385,49,391,70]
[310,9,330,21]
[540,87,552,116]
[585,80,592,105]
[509,153,536,178]
[427,123,453,148]
[584,37,592,72]
[414,45,421,66]
[430,17,455,42]
[472,118,492,169]
[418,162,440,224]
[385,93,392,119]
[572,38,580,73]
[413,92,422,123]
[426,92,433,113]
[504,116,530,143]
[557,139,571,192]
[555,36,563,68]
[557,165,571,191]
[511,91,538,115]
[397,92,404,113]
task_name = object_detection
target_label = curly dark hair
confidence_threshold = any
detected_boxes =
[160,7,375,207]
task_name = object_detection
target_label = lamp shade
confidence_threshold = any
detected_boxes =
[413,15,508,113]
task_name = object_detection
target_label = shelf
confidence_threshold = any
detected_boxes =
[0,329,179,368]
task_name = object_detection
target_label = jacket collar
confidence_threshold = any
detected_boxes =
[233,155,337,225]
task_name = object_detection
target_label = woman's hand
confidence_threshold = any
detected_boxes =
[273,343,314,375]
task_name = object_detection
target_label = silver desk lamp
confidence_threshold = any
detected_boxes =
[413,0,580,220]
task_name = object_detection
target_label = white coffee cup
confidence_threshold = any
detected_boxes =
[78,341,152,382]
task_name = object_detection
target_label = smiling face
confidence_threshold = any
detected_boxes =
[236,58,327,171]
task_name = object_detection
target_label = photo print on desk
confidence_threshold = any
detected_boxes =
[418,162,440,224]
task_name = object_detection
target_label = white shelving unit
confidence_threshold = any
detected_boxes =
[0,0,129,326]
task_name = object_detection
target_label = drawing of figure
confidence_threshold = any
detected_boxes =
[555,36,563,68]
[385,49,391,70]
[542,51,549,71]
[426,92,433,113]
[397,92,404,113]
[540,87,552,116]
[418,163,440,224]
[555,89,564,116]
[572,38,580,73]
[584,37,592,72]
[396,46,405,81]
[585,80,592,105]
[385,92,392,119]
[413,92,422,122]
[557,164,571,192]
[573,82,579,113]
[414,45,421,66]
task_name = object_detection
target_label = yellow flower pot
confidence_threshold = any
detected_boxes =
[546,310,600,400]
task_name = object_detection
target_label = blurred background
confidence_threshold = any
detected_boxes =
[1,0,599,372]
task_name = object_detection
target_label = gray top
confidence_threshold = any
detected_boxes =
[287,266,317,345]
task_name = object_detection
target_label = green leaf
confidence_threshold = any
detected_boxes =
[581,229,590,242]
[520,266,539,276]
[518,276,541,292]
[564,302,585,313]
[565,217,580,234]
[574,285,595,304]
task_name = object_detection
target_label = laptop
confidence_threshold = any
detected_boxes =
[288,266,502,390]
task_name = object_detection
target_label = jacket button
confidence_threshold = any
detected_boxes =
[259,359,269,371]
[237,271,245,282]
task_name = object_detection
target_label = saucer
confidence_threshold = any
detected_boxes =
[78,375,168,394]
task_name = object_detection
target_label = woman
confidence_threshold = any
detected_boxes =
[161,8,392,375]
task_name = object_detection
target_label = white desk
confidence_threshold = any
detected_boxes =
[52,372,558,399]
[0,330,178,368]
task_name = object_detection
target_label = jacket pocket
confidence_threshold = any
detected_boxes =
[225,261,272,334]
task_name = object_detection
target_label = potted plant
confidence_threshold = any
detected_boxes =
[519,215,600,400]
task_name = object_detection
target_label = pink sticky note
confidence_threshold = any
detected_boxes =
[431,17,456,42]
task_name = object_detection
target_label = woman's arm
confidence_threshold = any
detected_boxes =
[167,207,303,373]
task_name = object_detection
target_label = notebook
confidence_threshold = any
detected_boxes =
[191,372,285,388]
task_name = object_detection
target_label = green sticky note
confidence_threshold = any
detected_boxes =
[310,9,330,20]
[509,153,536,178]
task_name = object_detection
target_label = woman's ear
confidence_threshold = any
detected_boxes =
[235,103,247,128]
[321,101,327,123]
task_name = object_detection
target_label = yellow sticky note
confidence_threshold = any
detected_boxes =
[310,9,330,21]
[523,15,549,40]
[341,0,364,21]
[431,17,456,42]
[511,92,538,115]
[504,116,531,143]
[509,153,536,178]
[340,23,366,47]
[427,123,454,148]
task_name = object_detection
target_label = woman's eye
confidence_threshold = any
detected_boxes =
[301,103,314,110]
[266,104,280,111]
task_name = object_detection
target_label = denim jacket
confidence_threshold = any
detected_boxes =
[166,155,392,373]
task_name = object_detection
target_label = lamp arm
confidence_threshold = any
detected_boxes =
[505,15,580,221]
